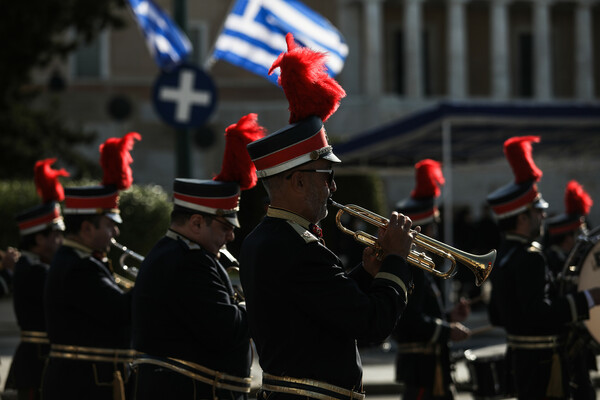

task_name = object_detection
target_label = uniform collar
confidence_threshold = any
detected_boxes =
[504,233,530,244]
[267,206,312,231]
[21,250,43,266]
[166,229,202,251]
[267,206,323,240]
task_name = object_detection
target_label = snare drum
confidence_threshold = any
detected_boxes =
[562,226,600,350]
[464,344,508,399]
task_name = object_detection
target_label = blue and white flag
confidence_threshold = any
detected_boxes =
[209,0,348,84]
[127,0,192,70]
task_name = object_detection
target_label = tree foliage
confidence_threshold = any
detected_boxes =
[0,0,127,179]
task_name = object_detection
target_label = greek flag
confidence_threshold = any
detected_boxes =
[209,0,348,84]
[127,0,192,70]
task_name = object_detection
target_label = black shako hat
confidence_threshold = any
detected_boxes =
[247,33,345,178]
[395,159,445,226]
[172,179,241,228]
[487,136,548,219]
[63,185,123,224]
[16,202,65,236]
[547,180,592,236]
[247,116,340,178]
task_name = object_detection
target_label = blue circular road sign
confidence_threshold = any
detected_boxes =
[152,64,217,129]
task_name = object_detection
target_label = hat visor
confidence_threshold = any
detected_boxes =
[322,151,341,164]
[105,212,123,224]
[223,213,240,229]
[532,197,549,210]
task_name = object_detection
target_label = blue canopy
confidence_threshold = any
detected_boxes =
[334,101,600,168]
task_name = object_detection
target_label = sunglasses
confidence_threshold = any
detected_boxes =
[286,169,335,186]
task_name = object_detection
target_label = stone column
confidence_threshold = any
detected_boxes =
[448,0,468,98]
[490,0,510,99]
[405,0,424,98]
[575,0,594,100]
[364,0,384,97]
[533,0,553,100]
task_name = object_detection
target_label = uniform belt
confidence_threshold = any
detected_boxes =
[21,330,49,344]
[132,353,251,393]
[507,334,563,349]
[49,344,136,363]
[262,372,365,400]
[395,342,437,355]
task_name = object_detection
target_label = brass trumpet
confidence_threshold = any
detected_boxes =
[328,199,495,287]
[110,238,144,290]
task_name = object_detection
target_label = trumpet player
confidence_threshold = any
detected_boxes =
[42,133,140,400]
[241,33,416,400]
[9,159,67,400]
[392,159,470,400]
[131,113,263,400]
[487,136,600,400]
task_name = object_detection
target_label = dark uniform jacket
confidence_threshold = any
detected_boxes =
[488,233,590,399]
[392,268,453,396]
[239,208,412,394]
[42,239,132,400]
[131,230,251,400]
[10,251,50,391]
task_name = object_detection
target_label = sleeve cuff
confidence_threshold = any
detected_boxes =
[374,272,407,299]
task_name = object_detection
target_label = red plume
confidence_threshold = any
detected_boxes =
[100,132,141,190]
[214,114,267,190]
[411,159,445,199]
[503,136,542,184]
[565,180,593,216]
[269,33,346,123]
[33,158,70,203]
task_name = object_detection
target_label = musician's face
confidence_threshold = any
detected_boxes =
[527,208,545,240]
[89,216,119,253]
[303,161,336,223]
[197,216,235,256]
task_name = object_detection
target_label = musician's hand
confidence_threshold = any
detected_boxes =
[362,247,382,277]
[449,298,471,322]
[377,212,420,260]
[449,322,470,342]
[0,247,19,272]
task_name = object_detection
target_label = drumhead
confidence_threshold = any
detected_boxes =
[464,343,507,362]
[577,239,600,344]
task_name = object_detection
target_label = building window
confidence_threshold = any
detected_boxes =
[517,32,533,97]
[71,30,109,80]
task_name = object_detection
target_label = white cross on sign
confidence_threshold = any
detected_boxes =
[159,69,211,123]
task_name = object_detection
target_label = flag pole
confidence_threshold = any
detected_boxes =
[203,0,237,71]
[174,0,192,178]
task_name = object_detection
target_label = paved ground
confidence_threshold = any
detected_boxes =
[0,297,598,399]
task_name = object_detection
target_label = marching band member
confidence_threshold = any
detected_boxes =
[545,181,595,400]
[392,159,470,400]
[42,133,140,400]
[131,114,263,400]
[9,159,68,399]
[240,33,416,400]
[545,181,593,276]
[486,136,600,399]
